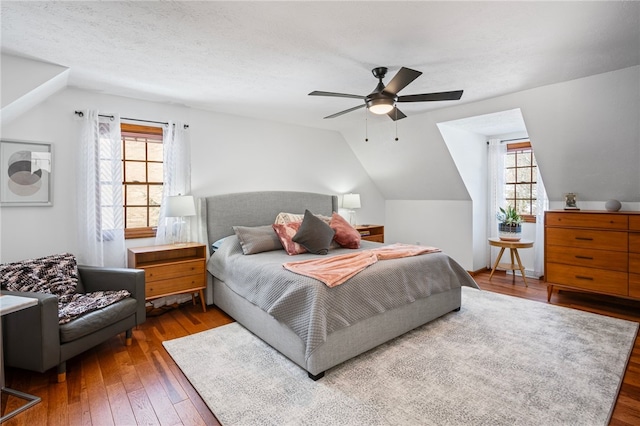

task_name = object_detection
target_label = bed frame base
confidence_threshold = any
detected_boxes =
[213,276,462,379]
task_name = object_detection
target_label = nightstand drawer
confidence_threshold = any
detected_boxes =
[547,263,628,296]
[546,228,627,251]
[545,245,627,272]
[146,275,205,299]
[363,234,384,243]
[545,212,628,230]
[630,216,640,231]
[144,260,204,282]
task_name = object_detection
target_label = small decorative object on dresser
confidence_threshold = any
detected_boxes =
[545,210,640,302]
[563,192,579,210]
[127,243,207,312]
[605,199,622,212]
[355,224,384,243]
[497,205,522,241]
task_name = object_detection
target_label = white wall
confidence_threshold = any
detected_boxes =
[0,87,385,263]
[385,200,473,269]
[437,125,487,271]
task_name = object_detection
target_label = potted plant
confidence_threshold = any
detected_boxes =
[497,205,522,241]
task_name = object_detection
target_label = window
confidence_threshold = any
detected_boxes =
[504,141,537,223]
[121,123,163,239]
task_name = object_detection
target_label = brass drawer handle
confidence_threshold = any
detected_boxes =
[575,255,593,260]
[575,275,594,281]
[575,237,594,241]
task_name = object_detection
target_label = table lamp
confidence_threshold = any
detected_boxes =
[343,193,361,226]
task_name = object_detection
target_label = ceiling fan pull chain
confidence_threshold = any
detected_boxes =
[365,107,369,142]
[395,109,399,141]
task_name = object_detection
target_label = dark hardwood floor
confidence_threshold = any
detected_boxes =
[2,270,639,425]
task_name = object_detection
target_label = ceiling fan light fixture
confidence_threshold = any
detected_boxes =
[367,98,394,115]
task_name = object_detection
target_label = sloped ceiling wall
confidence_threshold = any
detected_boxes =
[341,66,640,204]
[1,54,69,126]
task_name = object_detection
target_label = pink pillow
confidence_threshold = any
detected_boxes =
[272,222,307,255]
[330,212,361,249]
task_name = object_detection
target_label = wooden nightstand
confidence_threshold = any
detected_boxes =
[355,225,384,243]
[127,243,207,312]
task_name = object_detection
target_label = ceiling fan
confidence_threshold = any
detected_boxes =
[309,66,463,121]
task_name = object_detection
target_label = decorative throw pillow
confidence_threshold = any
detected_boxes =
[272,222,307,255]
[233,225,283,255]
[330,212,361,249]
[274,212,304,225]
[274,211,332,225]
[292,210,336,255]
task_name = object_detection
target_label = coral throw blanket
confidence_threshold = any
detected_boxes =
[283,243,441,287]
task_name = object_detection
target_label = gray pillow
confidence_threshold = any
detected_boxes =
[233,225,283,255]
[292,209,336,255]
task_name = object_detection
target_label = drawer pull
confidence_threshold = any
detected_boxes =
[575,255,593,260]
[575,237,594,241]
[575,275,594,281]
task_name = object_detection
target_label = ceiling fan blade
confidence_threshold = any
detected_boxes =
[309,91,365,100]
[382,67,423,96]
[324,104,366,119]
[386,107,407,121]
[397,90,464,102]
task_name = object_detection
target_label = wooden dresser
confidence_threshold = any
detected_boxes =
[545,210,640,302]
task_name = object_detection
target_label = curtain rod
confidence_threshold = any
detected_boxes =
[501,137,529,143]
[74,111,189,129]
[486,137,530,145]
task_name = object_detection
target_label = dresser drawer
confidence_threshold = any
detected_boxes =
[630,216,640,231]
[146,275,205,299]
[546,263,628,296]
[546,228,627,251]
[143,260,204,282]
[545,212,628,230]
[630,233,640,253]
[545,245,627,272]
[630,274,640,298]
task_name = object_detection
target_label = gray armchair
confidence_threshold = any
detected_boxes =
[2,265,146,382]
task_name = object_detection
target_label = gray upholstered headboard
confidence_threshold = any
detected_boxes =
[202,191,339,250]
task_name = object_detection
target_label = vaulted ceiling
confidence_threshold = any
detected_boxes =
[2,1,639,133]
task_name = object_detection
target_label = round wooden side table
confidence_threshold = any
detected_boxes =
[488,237,534,286]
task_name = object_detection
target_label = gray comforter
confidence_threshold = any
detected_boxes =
[208,237,478,360]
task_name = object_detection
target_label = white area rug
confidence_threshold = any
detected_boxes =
[163,287,638,425]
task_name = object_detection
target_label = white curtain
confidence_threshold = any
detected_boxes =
[155,121,192,245]
[534,166,549,278]
[76,110,126,267]
[153,121,192,308]
[487,138,506,268]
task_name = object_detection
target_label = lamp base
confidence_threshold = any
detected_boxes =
[348,210,357,226]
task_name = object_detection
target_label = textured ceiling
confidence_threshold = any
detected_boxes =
[2,1,639,133]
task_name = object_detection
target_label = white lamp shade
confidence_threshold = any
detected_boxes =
[165,195,196,217]
[343,193,361,209]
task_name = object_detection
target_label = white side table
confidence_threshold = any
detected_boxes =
[1,295,42,422]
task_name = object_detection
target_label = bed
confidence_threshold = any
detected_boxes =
[202,191,478,380]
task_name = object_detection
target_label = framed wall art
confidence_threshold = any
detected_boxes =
[0,140,53,206]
